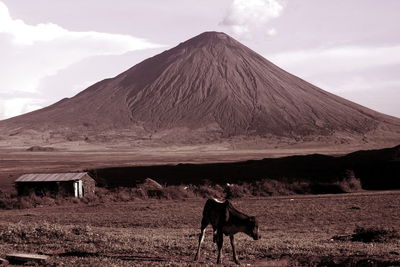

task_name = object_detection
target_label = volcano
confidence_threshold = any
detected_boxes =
[1,32,400,148]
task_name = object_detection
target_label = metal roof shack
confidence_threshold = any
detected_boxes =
[15,172,95,198]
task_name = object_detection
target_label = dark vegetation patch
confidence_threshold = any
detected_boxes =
[1,145,397,210]
[89,145,400,190]
[0,176,363,210]
[332,227,400,243]
[351,227,400,243]
[26,146,56,152]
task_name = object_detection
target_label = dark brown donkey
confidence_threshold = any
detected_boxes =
[194,198,261,264]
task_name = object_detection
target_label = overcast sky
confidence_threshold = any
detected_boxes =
[1,0,399,120]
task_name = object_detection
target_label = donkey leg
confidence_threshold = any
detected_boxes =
[194,228,206,261]
[230,234,240,264]
[216,231,224,264]
[194,218,208,261]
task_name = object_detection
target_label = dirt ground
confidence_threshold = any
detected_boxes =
[0,191,399,266]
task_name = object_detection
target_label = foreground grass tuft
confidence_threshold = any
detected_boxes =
[0,222,96,244]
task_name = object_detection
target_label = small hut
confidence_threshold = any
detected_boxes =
[15,172,95,198]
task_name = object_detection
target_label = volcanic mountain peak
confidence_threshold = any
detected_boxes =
[175,31,258,61]
[179,31,236,47]
[1,31,399,148]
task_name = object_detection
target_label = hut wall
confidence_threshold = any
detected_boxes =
[81,175,96,196]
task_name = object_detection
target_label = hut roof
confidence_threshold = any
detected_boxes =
[15,172,89,182]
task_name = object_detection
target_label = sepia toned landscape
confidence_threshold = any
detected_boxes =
[1,1,400,266]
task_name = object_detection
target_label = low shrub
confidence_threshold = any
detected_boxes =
[337,177,363,193]
[163,186,194,199]
[225,183,252,199]
[71,225,93,236]
[327,170,362,193]
[254,180,295,196]
[289,181,312,194]
[0,197,20,209]
[114,187,136,202]
[192,184,224,199]
[0,189,20,209]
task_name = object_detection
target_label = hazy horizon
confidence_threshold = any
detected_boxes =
[1,0,399,120]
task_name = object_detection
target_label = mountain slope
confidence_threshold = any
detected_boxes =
[1,32,399,147]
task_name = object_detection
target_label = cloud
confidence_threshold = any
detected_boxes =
[0,2,159,48]
[330,77,400,94]
[268,45,400,78]
[0,98,42,119]
[266,28,277,36]
[221,0,284,37]
[320,77,400,118]
[0,1,164,120]
[34,48,161,105]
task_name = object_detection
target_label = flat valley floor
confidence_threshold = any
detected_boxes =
[0,191,399,266]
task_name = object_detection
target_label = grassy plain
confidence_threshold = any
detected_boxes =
[0,191,399,266]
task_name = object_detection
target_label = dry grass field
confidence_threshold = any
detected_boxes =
[0,191,399,266]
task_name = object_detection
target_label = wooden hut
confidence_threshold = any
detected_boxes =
[15,172,95,198]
